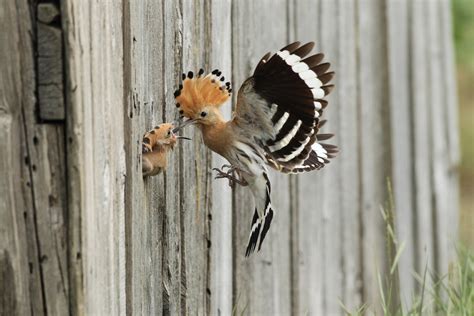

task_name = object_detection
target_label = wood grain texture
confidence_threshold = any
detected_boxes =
[1,1,69,315]
[439,0,460,265]
[179,1,212,314]
[356,0,395,313]
[37,2,65,121]
[231,1,292,315]
[0,2,37,314]
[2,0,460,314]
[386,0,416,305]
[426,0,452,279]
[410,0,436,284]
[335,0,363,311]
[209,0,234,315]
[124,0,165,314]
[62,1,127,315]
[290,2,325,314]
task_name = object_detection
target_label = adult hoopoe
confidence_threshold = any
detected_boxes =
[142,122,189,177]
[175,42,337,256]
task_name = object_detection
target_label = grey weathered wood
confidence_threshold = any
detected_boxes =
[37,2,64,121]
[2,0,460,315]
[386,0,416,306]
[0,4,35,315]
[124,0,165,314]
[335,0,363,311]
[209,0,234,315]
[62,1,127,315]
[291,2,325,314]
[179,1,212,314]
[357,0,396,313]
[426,0,452,280]
[410,0,436,293]
[318,1,344,314]
[1,1,69,316]
[232,1,292,314]
[439,0,460,265]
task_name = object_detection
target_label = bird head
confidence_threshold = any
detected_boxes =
[143,122,190,153]
[174,69,232,126]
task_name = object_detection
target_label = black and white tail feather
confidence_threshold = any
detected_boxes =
[245,172,273,256]
[236,41,337,256]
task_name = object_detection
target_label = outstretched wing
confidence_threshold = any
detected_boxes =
[234,42,337,173]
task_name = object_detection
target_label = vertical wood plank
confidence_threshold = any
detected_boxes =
[1,1,69,315]
[409,0,436,284]
[386,0,416,305]
[62,1,127,314]
[291,1,326,314]
[318,1,344,314]
[426,0,452,278]
[439,0,460,262]
[209,0,234,314]
[231,1,292,314]
[0,2,37,314]
[179,1,211,314]
[336,0,363,311]
[124,0,165,314]
[356,0,393,313]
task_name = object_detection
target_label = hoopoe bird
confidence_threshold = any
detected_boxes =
[142,122,189,177]
[175,42,337,256]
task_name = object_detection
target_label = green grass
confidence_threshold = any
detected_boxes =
[341,181,474,315]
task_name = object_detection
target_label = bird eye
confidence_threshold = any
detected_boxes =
[167,129,172,137]
[200,111,207,117]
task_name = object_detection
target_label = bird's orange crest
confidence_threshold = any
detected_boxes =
[174,69,232,118]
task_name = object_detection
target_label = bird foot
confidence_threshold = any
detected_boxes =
[212,165,248,187]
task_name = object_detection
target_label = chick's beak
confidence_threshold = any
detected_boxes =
[170,120,192,141]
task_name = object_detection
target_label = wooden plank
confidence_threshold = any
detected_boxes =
[290,1,325,313]
[409,0,436,289]
[426,0,451,278]
[318,1,344,314]
[62,1,127,314]
[385,0,416,305]
[37,2,65,121]
[356,0,394,313]
[0,3,36,314]
[1,1,70,315]
[439,0,460,262]
[209,0,234,315]
[335,0,363,311]
[123,0,165,314]
[231,1,292,314]
[177,1,212,314]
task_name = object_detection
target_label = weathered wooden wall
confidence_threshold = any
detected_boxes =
[0,0,459,315]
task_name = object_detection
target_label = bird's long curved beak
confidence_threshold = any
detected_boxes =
[172,118,198,133]
[175,135,191,140]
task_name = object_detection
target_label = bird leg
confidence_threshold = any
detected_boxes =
[212,165,248,187]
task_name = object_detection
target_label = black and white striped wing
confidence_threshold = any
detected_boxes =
[235,41,337,173]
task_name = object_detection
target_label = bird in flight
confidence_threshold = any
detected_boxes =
[174,41,337,256]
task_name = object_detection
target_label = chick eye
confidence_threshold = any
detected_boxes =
[200,111,207,117]
[167,130,172,137]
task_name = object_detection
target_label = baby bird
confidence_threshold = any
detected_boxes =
[175,42,338,256]
[142,122,189,177]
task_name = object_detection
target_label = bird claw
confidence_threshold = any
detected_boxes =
[212,165,248,187]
